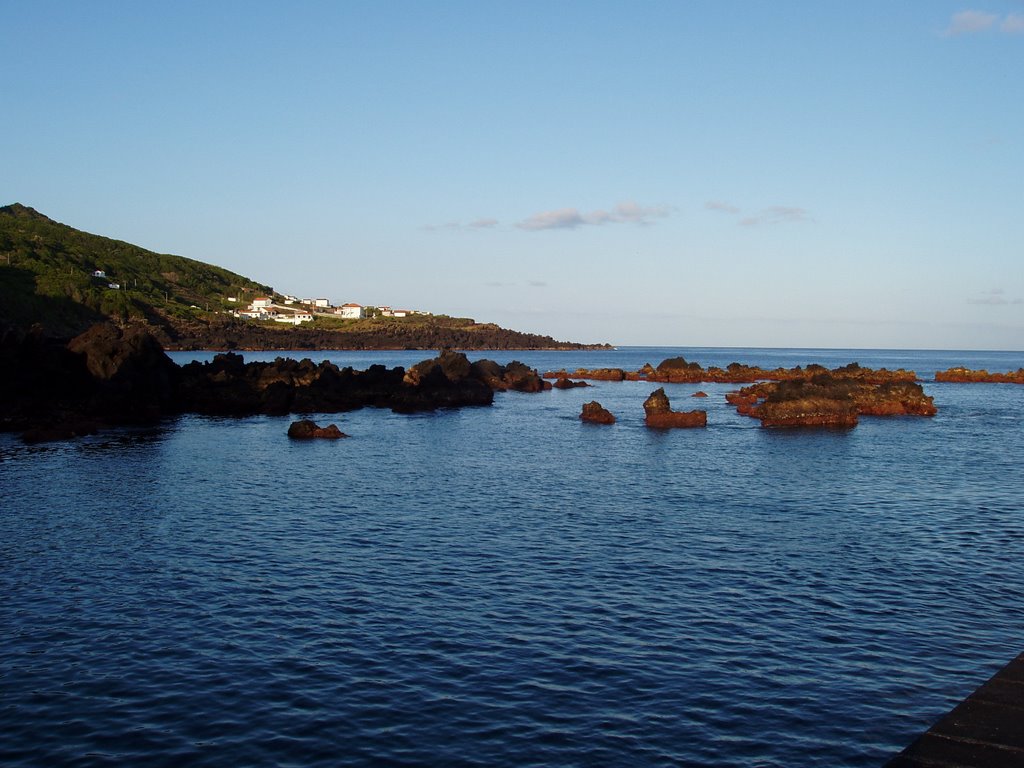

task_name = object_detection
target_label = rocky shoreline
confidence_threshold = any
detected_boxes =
[8,325,1018,442]
[0,322,549,442]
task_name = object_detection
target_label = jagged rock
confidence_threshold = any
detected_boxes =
[287,420,348,439]
[554,376,589,389]
[730,375,936,427]
[580,401,615,424]
[692,391,708,398]
[643,387,707,428]
[543,367,626,381]
[66,322,179,421]
[935,367,1024,384]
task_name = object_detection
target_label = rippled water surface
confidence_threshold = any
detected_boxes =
[2,347,1023,767]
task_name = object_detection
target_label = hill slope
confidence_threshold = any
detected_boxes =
[0,203,273,338]
[0,204,604,349]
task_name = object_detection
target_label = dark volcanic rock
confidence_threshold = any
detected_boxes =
[287,419,348,439]
[643,387,707,428]
[935,366,1024,384]
[67,323,179,422]
[554,377,590,389]
[730,374,936,427]
[580,401,615,424]
[1,322,179,438]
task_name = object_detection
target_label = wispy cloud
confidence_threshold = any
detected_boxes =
[945,10,999,36]
[942,9,1024,36]
[1002,12,1024,34]
[516,201,671,231]
[968,288,1023,305]
[422,218,500,232]
[740,205,813,227]
[705,200,741,215]
[486,279,548,289]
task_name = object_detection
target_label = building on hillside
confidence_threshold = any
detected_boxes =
[312,298,330,308]
[274,310,314,325]
[92,270,106,278]
[339,303,364,319]
[252,297,273,308]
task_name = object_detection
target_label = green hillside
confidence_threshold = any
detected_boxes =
[0,204,604,350]
[0,203,272,337]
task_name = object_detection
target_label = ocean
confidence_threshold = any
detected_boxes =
[2,346,1022,767]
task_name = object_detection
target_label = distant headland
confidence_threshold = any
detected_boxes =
[0,203,608,351]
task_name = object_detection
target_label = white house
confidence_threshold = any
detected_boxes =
[312,298,330,308]
[274,310,314,325]
[252,297,273,308]
[107,283,121,290]
[339,303,365,319]
[93,270,106,278]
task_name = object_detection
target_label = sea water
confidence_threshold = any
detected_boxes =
[2,347,1022,767]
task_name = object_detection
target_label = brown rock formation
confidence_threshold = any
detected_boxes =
[730,375,937,427]
[692,391,708,398]
[543,367,626,381]
[580,401,615,424]
[547,359,920,385]
[643,387,707,428]
[287,419,348,439]
[554,377,590,389]
[935,367,1024,384]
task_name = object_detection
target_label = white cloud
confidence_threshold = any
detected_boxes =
[517,208,588,231]
[516,201,671,231]
[422,217,500,232]
[945,10,999,36]
[942,9,1024,36]
[739,205,813,227]
[705,200,740,214]
[1002,12,1024,34]
[968,288,1021,305]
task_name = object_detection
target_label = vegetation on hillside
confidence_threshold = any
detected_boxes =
[0,203,272,336]
[0,204,606,349]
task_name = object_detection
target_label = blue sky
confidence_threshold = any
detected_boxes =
[3,1,1022,349]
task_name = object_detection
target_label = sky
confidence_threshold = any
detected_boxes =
[2,1,1022,349]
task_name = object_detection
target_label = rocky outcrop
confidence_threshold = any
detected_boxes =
[543,367,627,381]
[66,322,180,423]
[730,375,936,427]
[287,419,348,439]
[580,401,615,424]
[178,350,497,416]
[554,377,589,389]
[0,322,180,440]
[935,367,1024,384]
[642,387,707,428]
[546,359,920,385]
[692,391,708,398]
[2,325,560,440]
[468,358,550,392]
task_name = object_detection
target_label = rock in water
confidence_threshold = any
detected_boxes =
[580,401,615,424]
[287,419,348,439]
[643,387,707,428]
[554,377,589,389]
